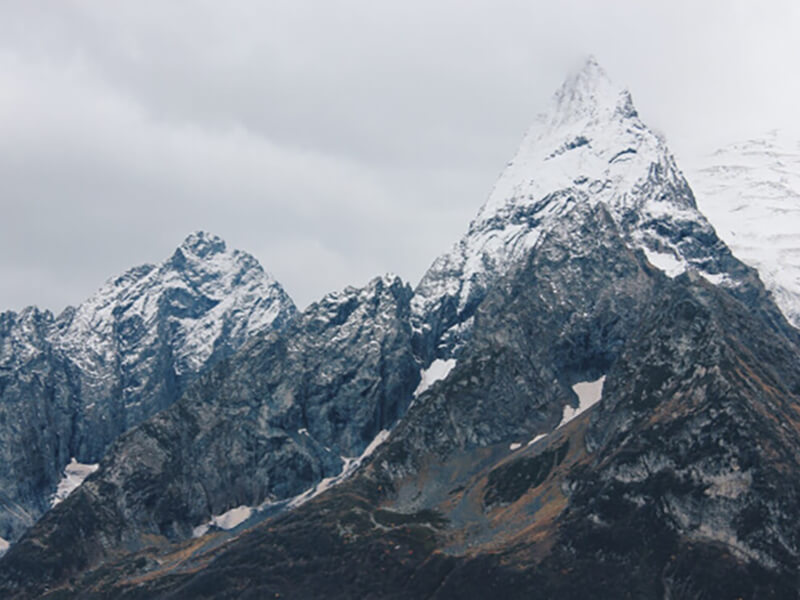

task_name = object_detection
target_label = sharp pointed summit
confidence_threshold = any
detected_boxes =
[4,59,800,600]
[412,58,770,362]
[545,56,632,129]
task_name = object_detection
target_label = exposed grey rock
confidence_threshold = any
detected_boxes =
[380,201,666,480]
[20,201,800,599]
[3,59,800,599]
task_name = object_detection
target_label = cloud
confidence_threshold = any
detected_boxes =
[1,0,798,310]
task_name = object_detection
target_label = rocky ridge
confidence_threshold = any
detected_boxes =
[11,196,799,599]
[0,275,419,585]
[0,232,295,543]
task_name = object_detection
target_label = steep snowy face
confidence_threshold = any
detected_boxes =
[690,131,800,328]
[413,57,734,360]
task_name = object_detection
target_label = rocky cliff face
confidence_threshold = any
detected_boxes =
[0,232,295,543]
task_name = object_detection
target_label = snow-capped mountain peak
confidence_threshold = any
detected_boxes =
[413,57,745,361]
[56,231,294,382]
[544,56,634,130]
[0,231,297,544]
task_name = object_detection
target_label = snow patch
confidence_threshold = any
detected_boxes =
[509,442,522,451]
[210,505,254,531]
[414,359,456,397]
[51,458,99,507]
[0,536,9,557]
[558,376,606,429]
[642,248,686,278]
[528,433,548,446]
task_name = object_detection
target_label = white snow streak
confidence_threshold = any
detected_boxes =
[528,433,548,446]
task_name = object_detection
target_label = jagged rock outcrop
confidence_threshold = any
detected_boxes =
[0,275,418,589]
[0,232,295,543]
[378,202,665,481]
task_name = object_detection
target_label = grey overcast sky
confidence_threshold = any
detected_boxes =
[1,1,799,311]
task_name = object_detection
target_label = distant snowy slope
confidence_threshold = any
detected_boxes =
[690,132,800,328]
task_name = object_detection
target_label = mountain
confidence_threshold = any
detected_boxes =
[0,232,295,545]
[0,275,419,589]
[10,198,798,599]
[2,60,800,598]
[412,56,763,362]
[690,130,800,329]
